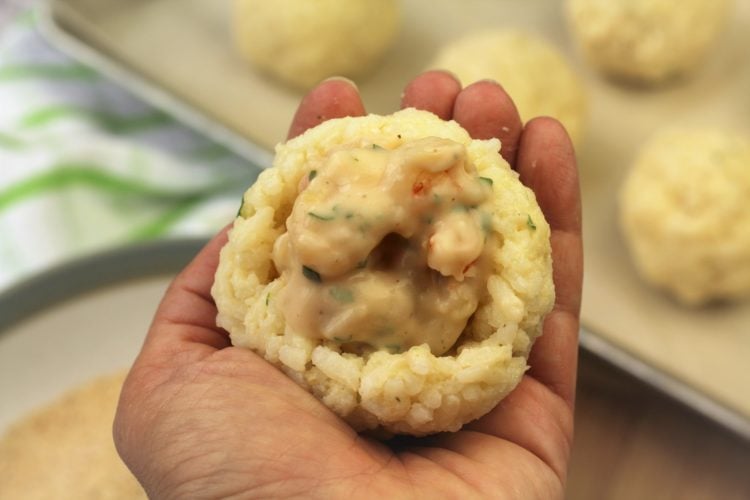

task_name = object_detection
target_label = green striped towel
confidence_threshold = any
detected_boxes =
[0,10,261,292]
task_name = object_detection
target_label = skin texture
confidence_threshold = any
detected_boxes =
[114,71,583,500]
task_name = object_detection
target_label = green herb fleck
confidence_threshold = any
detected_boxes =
[372,144,384,150]
[481,212,493,234]
[265,293,270,306]
[526,214,537,231]
[308,170,317,181]
[329,287,354,303]
[376,324,395,337]
[236,197,245,217]
[333,336,351,343]
[385,344,402,353]
[479,176,493,186]
[308,211,334,221]
[302,265,322,283]
[452,204,476,213]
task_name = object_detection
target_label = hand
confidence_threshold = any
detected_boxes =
[114,71,583,499]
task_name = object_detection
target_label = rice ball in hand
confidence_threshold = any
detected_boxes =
[211,108,555,436]
[566,0,731,84]
[431,29,587,146]
[233,0,400,89]
[620,129,750,305]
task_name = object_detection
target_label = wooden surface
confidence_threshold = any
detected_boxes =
[567,350,750,500]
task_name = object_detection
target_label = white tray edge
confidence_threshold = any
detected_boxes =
[35,0,274,168]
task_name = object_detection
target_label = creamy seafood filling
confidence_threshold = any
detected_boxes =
[273,137,494,356]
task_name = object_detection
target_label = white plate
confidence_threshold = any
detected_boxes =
[0,239,204,431]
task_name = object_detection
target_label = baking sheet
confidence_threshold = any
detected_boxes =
[37,0,750,438]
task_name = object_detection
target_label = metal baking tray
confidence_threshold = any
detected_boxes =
[35,0,750,440]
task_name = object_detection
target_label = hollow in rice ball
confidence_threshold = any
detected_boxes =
[566,0,731,84]
[233,0,400,89]
[620,129,750,305]
[212,108,555,435]
[431,29,587,146]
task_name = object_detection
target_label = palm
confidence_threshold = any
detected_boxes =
[123,345,565,498]
[115,72,582,500]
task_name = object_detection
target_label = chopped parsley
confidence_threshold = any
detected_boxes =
[452,204,476,213]
[308,170,317,181]
[308,211,335,221]
[385,344,402,353]
[329,287,354,303]
[481,212,493,234]
[302,265,322,283]
[236,196,245,217]
[526,214,537,231]
[372,144,385,150]
[479,176,493,186]
[265,293,270,306]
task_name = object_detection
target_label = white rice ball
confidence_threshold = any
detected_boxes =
[431,29,587,146]
[620,129,750,305]
[212,109,555,435]
[566,0,731,84]
[233,0,400,89]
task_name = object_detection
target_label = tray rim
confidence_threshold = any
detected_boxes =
[32,0,750,442]
[0,237,208,333]
[35,0,274,169]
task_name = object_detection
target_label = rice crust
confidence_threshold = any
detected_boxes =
[212,108,555,435]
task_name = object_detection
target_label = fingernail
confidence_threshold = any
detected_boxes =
[321,76,358,90]
[428,68,462,84]
[476,78,501,86]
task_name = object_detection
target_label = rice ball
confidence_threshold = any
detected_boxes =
[233,0,400,89]
[620,129,750,305]
[431,29,587,146]
[566,0,731,84]
[212,108,555,435]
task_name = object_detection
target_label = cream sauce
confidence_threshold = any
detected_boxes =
[273,137,493,355]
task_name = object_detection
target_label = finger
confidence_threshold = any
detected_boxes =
[142,227,232,355]
[452,80,523,166]
[516,117,581,238]
[400,70,462,120]
[287,77,366,139]
[461,119,581,480]
[464,377,574,484]
[516,116,583,406]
